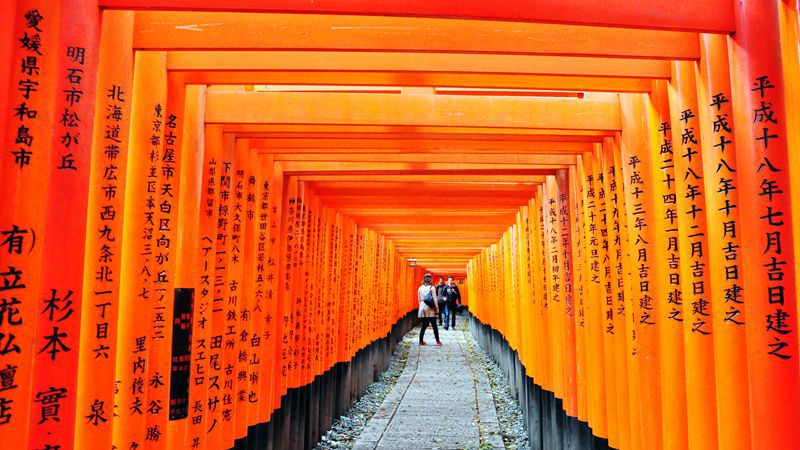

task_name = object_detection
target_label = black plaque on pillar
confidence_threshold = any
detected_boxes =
[169,287,194,420]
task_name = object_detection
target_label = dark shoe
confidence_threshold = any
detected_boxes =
[419,341,427,346]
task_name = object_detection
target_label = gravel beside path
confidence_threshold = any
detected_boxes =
[464,328,530,450]
[314,331,415,449]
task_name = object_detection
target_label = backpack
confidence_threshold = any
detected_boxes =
[423,287,436,308]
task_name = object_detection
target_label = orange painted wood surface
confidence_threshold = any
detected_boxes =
[100,0,734,32]
[204,91,622,130]
[729,1,800,448]
[132,11,701,59]
[1,1,62,447]
[74,11,135,449]
[24,1,101,449]
[696,33,751,450]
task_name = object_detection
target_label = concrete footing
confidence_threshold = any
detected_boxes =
[470,314,613,450]
[232,310,418,450]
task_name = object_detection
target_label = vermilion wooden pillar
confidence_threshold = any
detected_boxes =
[595,146,619,446]
[253,153,275,426]
[290,179,307,391]
[298,183,315,389]
[777,0,800,322]
[206,128,235,450]
[316,206,333,375]
[534,185,552,394]
[729,1,800,448]
[597,147,621,443]
[517,205,535,384]
[0,2,61,444]
[276,174,297,403]
[696,33,751,450]
[240,146,260,437]
[111,50,167,450]
[619,93,662,450]
[543,177,562,402]
[326,210,342,374]
[667,59,719,450]
[135,71,186,450]
[301,191,318,384]
[214,137,245,448]
[646,79,689,450]
[335,217,352,365]
[74,10,134,450]
[185,122,222,450]
[170,84,206,449]
[556,169,578,421]
[578,152,608,438]
[223,139,250,446]
[568,167,589,423]
[576,152,595,424]
[261,156,283,423]
[515,220,524,363]
[503,226,515,365]
[611,130,642,450]
[27,1,100,449]
[604,136,632,450]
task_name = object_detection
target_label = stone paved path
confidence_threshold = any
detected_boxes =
[353,321,506,450]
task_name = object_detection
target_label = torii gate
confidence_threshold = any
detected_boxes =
[0,1,799,450]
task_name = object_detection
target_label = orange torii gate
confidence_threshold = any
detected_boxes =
[0,1,799,450]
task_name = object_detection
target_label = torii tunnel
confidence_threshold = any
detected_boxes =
[1,1,800,449]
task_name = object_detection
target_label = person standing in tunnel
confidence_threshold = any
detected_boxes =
[436,277,446,325]
[441,276,462,330]
[418,273,442,346]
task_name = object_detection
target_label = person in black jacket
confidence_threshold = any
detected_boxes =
[435,278,446,325]
[441,276,461,330]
